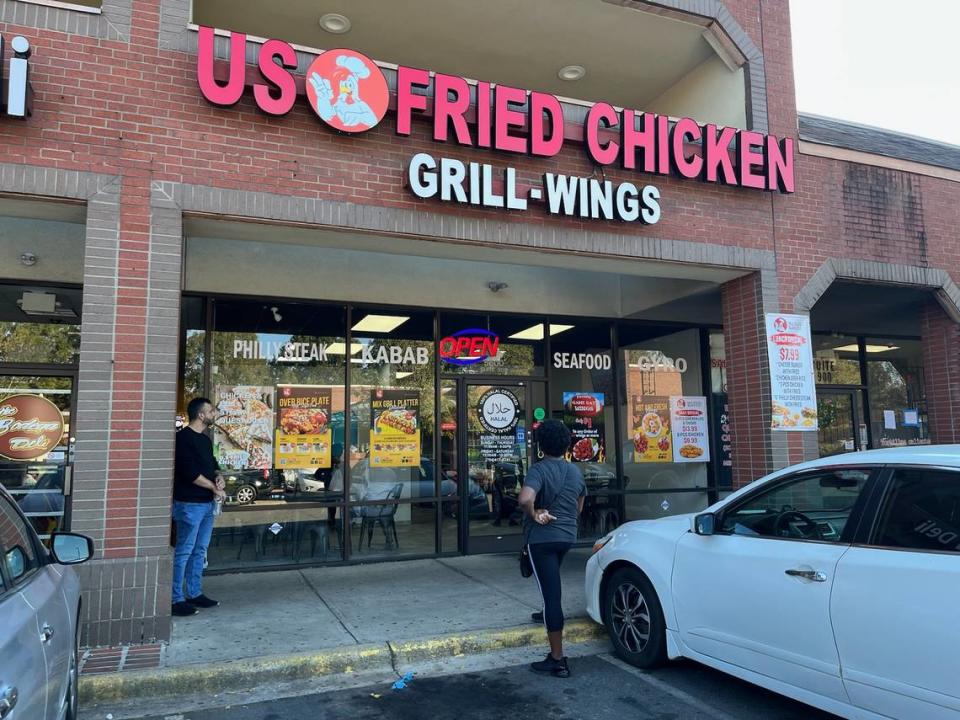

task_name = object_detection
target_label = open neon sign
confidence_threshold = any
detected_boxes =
[438,329,500,366]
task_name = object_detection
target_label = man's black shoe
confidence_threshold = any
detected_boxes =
[531,611,544,624]
[530,653,570,678]
[172,601,198,617]
[186,594,220,608]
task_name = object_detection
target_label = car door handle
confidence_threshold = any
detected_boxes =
[785,568,827,582]
[40,624,55,643]
[0,686,18,719]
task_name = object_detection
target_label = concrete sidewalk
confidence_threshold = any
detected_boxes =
[80,550,606,709]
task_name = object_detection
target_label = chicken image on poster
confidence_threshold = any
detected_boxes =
[562,392,606,463]
[274,385,333,469]
[370,389,421,468]
[631,395,672,463]
[214,385,274,469]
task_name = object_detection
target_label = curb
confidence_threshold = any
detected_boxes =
[79,618,606,705]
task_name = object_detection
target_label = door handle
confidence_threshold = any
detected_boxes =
[0,686,18,719]
[41,624,55,643]
[785,568,827,582]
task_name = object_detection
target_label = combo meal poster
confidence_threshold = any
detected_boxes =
[275,385,333,469]
[765,313,818,431]
[370,388,421,468]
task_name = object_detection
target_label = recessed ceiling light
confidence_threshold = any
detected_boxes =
[558,65,586,81]
[319,13,351,34]
[326,342,363,355]
[509,324,574,341]
[352,314,410,333]
[833,344,899,353]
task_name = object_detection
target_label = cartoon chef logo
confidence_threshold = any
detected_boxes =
[306,50,388,133]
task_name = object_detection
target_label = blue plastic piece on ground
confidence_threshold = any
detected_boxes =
[391,672,415,691]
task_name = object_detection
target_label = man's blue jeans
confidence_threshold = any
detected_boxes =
[172,500,215,604]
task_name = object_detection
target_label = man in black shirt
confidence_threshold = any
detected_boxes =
[172,397,226,617]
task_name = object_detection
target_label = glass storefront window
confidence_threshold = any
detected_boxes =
[179,296,206,428]
[618,327,707,504]
[865,338,929,447]
[350,308,435,501]
[439,313,545,376]
[812,334,863,386]
[548,322,618,502]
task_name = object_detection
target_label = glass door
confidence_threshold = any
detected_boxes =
[816,390,864,457]
[0,374,75,543]
[461,381,535,554]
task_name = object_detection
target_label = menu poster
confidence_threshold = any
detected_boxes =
[370,389,421,467]
[765,314,818,431]
[214,385,274,469]
[563,392,606,463]
[274,385,332,469]
[669,396,710,463]
[631,395,672,463]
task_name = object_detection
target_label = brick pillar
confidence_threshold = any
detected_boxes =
[921,299,960,444]
[721,274,774,488]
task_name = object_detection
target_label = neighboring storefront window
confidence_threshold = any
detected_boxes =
[812,334,862,386]
[865,338,929,447]
[618,327,708,520]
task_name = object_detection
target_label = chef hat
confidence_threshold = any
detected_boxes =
[337,54,371,80]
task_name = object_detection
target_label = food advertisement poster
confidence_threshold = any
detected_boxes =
[631,395,672,463]
[476,387,521,463]
[370,389,421,467]
[214,386,274,469]
[562,392,606,463]
[669,396,710,463]
[765,314,818,431]
[275,385,332,469]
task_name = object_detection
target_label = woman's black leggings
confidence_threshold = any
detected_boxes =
[528,541,572,632]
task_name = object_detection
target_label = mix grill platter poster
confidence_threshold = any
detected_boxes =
[765,313,818,431]
[275,385,332,469]
[370,389,421,467]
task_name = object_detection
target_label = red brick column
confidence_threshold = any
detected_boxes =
[721,273,775,488]
[921,300,960,444]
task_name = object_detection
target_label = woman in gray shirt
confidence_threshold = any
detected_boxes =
[518,419,586,678]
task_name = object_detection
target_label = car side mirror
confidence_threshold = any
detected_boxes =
[693,512,717,536]
[50,532,94,565]
[4,545,27,580]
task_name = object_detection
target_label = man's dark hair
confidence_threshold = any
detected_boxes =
[187,397,212,421]
[537,419,571,458]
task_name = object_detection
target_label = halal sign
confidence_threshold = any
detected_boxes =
[478,388,520,434]
[0,394,65,461]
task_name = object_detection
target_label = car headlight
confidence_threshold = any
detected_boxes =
[591,534,612,555]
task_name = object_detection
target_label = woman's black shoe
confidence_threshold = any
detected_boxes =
[171,601,198,616]
[186,594,220,608]
[530,654,570,678]
[531,611,544,624]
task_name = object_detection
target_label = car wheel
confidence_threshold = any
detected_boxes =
[236,485,256,504]
[603,566,667,669]
[66,618,79,720]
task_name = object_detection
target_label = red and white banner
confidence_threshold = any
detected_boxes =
[765,314,818,431]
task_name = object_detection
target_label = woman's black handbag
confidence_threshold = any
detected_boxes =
[519,546,533,578]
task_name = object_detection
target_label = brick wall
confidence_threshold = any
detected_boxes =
[921,300,960,444]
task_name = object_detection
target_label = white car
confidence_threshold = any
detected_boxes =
[586,446,960,720]
[0,483,94,720]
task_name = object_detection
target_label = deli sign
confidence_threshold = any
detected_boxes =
[0,394,64,461]
[196,26,795,223]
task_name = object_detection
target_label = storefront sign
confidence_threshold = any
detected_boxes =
[0,394,64,461]
[630,353,689,373]
[814,357,836,385]
[439,329,500,366]
[196,27,796,224]
[553,352,612,370]
[476,387,520,463]
[370,389,421,467]
[563,392,606,463]
[669,396,710,463]
[233,339,429,365]
[214,386,274,468]
[711,394,733,489]
[766,314,818,431]
[0,34,33,119]
[274,386,332,469]
[630,395,672,463]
